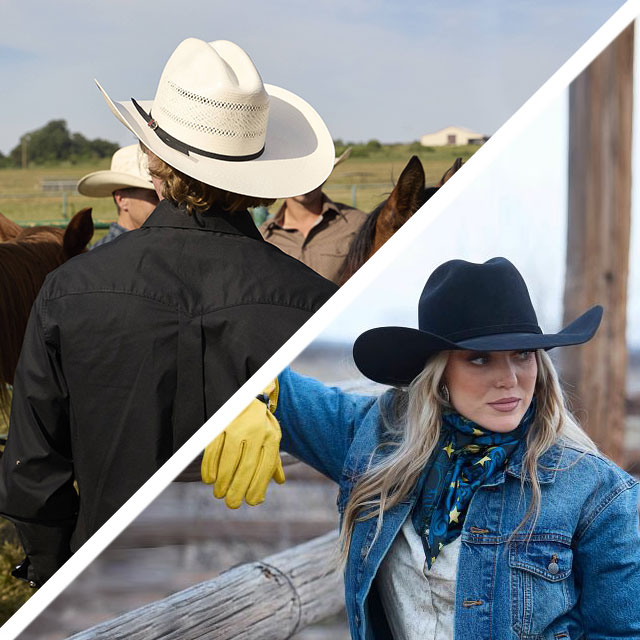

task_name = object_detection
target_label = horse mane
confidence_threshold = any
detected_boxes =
[337,156,463,285]
[339,199,387,283]
[339,186,437,284]
[17,225,65,243]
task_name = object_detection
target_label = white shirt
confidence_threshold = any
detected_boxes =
[376,517,460,640]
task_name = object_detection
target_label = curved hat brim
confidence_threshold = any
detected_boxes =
[353,305,603,387]
[96,81,335,199]
[77,170,155,197]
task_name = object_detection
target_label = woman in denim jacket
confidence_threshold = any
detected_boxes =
[275,257,640,640]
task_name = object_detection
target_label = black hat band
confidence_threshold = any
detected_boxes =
[132,98,265,162]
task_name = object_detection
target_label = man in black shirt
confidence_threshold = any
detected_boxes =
[0,37,337,585]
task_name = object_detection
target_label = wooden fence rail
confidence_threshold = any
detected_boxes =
[66,531,343,640]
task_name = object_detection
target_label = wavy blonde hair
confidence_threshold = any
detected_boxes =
[338,349,597,565]
[143,146,275,216]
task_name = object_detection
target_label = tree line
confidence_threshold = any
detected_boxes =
[0,120,119,168]
[0,123,439,169]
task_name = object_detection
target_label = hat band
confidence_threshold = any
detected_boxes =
[132,99,265,162]
[442,323,542,342]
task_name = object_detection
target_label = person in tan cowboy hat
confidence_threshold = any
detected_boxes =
[0,38,337,587]
[77,144,159,248]
[260,148,368,284]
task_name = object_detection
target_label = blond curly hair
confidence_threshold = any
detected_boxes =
[143,146,275,215]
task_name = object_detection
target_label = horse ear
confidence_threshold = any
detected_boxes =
[436,156,463,187]
[63,208,94,258]
[0,212,22,241]
[386,155,426,228]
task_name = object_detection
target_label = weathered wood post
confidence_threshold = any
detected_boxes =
[65,531,343,640]
[562,24,634,464]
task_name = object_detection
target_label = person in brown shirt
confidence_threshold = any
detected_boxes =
[259,150,367,284]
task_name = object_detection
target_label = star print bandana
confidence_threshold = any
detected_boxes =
[412,399,536,569]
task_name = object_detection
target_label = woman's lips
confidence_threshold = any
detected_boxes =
[488,397,520,412]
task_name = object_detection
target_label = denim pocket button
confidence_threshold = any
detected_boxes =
[548,561,559,574]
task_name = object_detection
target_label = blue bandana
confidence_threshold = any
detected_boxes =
[412,398,536,569]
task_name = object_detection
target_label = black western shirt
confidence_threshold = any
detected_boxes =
[0,200,337,583]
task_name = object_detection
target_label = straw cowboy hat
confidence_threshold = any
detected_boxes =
[96,38,335,199]
[77,144,154,197]
[353,257,603,386]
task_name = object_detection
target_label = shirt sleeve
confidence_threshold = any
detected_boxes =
[0,296,78,585]
[276,367,377,483]
[573,480,640,637]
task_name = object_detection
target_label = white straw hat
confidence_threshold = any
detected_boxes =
[96,38,335,199]
[77,144,154,197]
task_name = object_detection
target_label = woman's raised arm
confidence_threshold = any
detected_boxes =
[277,368,378,483]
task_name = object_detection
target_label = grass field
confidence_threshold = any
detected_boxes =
[0,144,480,237]
[0,159,115,241]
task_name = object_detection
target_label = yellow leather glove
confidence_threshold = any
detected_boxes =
[201,379,285,508]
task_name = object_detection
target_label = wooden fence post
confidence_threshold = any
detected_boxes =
[65,531,343,640]
[562,24,634,464]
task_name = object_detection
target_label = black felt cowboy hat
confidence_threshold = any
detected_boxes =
[353,257,603,386]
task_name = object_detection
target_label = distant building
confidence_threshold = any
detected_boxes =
[420,126,488,147]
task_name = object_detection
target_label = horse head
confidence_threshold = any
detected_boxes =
[436,156,464,187]
[371,155,429,252]
[16,207,94,260]
[0,213,22,242]
[338,156,463,284]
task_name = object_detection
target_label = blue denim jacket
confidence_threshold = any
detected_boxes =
[277,368,640,640]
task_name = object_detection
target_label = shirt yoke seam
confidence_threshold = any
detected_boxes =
[41,289,323,317]
[576,479,637,540]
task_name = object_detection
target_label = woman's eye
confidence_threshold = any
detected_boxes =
[468,354,489,365]
[515,350,534,360]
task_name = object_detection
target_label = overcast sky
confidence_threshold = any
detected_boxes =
[317,40,640,349]
[0,0,626,154]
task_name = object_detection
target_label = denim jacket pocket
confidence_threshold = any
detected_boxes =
[509,538,576,638]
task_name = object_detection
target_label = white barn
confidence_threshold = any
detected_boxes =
[420,126,488,146]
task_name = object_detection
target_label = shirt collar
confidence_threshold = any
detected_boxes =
[110,222,129,234]
[267,193,343,230]
[142,199,263,241]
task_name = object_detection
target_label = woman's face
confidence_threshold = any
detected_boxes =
[443,350,537,432]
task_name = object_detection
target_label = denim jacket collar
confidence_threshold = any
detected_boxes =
[504,439,564,484]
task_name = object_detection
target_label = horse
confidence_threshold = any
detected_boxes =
[339,156,463,284]
[0,209,94,419]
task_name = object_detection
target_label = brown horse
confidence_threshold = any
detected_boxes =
[0,209,94,419]
[339,156,463,284]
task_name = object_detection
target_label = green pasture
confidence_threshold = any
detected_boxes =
[0,144,480,239]
[0,160,115,242]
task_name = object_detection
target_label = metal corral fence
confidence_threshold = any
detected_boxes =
[324,182,392,209]
[1,182,393,229]
[1,192,111,228]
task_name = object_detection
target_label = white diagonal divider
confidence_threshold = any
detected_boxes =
[2,1,639,637]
